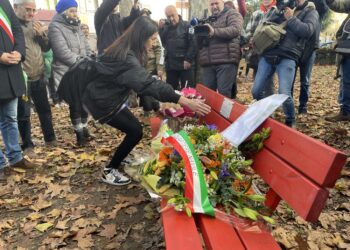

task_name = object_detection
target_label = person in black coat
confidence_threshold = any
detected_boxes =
[159,5,197,90]
[83,16,211,186]
[0,0,35,181]
[94,0,140,55]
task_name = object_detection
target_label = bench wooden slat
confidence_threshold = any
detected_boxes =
[264,189,282,212]
[261,119,347,187]
[161,200,203,250]
[197,214,246,250]
[201,110,231,131]
[198,213,281,250]
[237,227,281,250]
[196,84,346,188]
[253,148,329,222]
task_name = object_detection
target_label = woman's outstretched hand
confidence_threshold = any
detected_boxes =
[178,96,211,116]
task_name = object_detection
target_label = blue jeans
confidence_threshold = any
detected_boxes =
[252,57,296,124]
[299,51,316,110]
[338,67,343,105]
[341,57,350,114]
[0,98,23,169]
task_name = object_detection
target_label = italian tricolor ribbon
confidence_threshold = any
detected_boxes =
[163,130,215,217]
[0,6,14,44]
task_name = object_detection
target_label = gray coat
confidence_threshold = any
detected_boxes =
[48,14,91,89]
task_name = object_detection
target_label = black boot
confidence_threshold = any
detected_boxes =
[75,129,87,146]
[83,127,95,141]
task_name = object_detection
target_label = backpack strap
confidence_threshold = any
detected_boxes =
[279,9,303,29]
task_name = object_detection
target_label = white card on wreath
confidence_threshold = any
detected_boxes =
[221,94,288,147]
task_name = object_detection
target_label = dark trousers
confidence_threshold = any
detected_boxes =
[139,96,160,112]
[47,72,61,104]
[106,108,143,169]
[18,79,56,149]
[202,64,238,98]
[69,103,88,126]
[166,69,194,90]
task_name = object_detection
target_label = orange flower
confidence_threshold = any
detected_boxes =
[158,147,173,162]
[232,180,255,194]
[200,156,221,168]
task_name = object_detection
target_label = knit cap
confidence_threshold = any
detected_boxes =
[55,0,78,13]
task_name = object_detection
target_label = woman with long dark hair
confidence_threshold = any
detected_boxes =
[83,16,211,186]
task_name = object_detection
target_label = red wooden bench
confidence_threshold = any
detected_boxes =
[155,84,347,250]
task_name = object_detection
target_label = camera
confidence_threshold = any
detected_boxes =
[190,16,217,37]
[276,0,297,14]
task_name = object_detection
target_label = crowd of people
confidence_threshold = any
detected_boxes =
[0,0,348,185]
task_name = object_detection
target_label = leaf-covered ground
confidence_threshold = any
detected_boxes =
[0,65,349,250]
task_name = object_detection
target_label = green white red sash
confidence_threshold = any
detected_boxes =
[0,6,14,44]
[163,130,215,217]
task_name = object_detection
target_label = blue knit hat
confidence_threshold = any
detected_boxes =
[55,0,78,13]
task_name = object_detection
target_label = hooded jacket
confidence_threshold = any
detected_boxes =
[264,1,319,62]
[48,13,91,88]
[82,51,181,123]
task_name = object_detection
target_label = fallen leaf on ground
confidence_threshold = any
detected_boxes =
[23,221,37,235]
[35,222,53,233]
[30,195,52,212]
[55,219,70,230]
[99,224,116,239]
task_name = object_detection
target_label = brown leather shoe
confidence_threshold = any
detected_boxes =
[10,158,37,169]
[325,112,350,122]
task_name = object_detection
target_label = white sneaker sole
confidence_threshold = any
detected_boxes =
[101,177,131,186]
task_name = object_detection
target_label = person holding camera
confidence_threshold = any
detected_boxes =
[324,0,350,122]
[198,0,243,99]
[94,0,140,55]
[159,5,196,90]
[251,0,319,128]
[13,0,57,154]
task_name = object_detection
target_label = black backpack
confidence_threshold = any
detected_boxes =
[57,56,112,107]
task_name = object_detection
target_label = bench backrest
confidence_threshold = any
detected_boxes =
[196,84,347,222]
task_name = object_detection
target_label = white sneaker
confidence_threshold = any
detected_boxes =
[102,169,131,186]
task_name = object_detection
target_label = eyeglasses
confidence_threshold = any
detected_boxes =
[24,8,37,14]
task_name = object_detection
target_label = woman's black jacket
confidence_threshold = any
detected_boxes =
[83,52,181,123]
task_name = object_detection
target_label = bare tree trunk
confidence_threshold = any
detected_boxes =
[119,0,132,17]
[189,0,209,84]
[189,0,208,19]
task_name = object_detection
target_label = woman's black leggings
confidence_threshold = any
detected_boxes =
[106,108,143,169]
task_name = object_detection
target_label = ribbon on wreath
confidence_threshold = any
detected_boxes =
[162,130,215,217]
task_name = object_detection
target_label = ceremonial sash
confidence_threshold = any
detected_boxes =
[0,6,14,44]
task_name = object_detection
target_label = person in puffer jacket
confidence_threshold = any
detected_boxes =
[198,0,243,99]
[48,0,92,146]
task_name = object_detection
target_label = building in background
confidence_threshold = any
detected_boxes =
[9,0,190,32]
